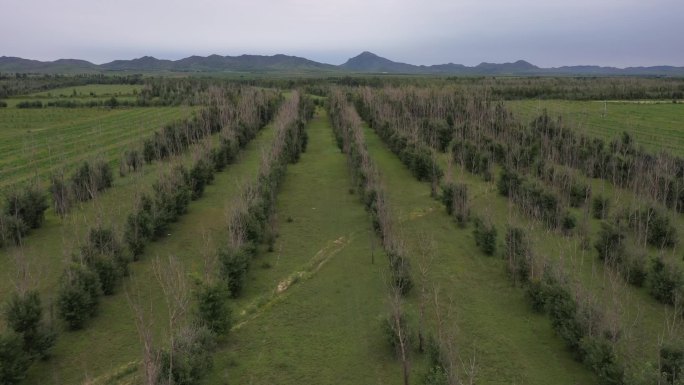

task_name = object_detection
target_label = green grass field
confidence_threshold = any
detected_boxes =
[362,122,599,384]
[206,108,404,384]
[0,106,192,189]
[28,84,142,98]
[24,113,277,385]
[507,99,684,155]
[2,82,683,385]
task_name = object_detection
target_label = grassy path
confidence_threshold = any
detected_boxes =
[206,108,402,384]
[24,122,277,384]
[361,122,599,384]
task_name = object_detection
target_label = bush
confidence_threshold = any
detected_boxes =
[189,158,215,200]
[3,185,49,230]
[4,291,56,360]
[195,282,231,336]
[382,313,410,355]
[124,194,154,258]
[594,222,625,264]
[592,195,610,220]
[50,174,71,217]
[441,182,469,226]
[0,214,28,246]
[473,218,497,256]
[505,227,531,283]
[660,344,684,384]
[389,253,413,296]
[80,227,129,295]
[568,182,590,208]
[157,326,216,385]
[622,253,648,287]
[16,101,42,109]
[218,247,250,298]
[57,264,102,330]
[497,167,522,197]
[152,167,191,230]
[0,332,30,385]
[526,280,547,312]
[648,257,684,306]
[578,337,625,385]
[70,160,113,201]
[562,212,577,233]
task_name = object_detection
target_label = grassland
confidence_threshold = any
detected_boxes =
[0,106,192,189]
[507,99,684,155]
[24,112,277,385]
[206,108,404,384]
[361,121,599,384]
[27,84,142,97]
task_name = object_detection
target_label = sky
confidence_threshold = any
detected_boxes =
[1,0,682,67]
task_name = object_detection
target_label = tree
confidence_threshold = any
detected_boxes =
[218,247,250,298]
[5,290,56,359]
[473,218,497,256]
[194,282,231,336]
[57,264,102,330]
[3,184,49,229]
[0,332,30,385]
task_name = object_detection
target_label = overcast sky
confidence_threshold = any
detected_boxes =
[1,0,682,67]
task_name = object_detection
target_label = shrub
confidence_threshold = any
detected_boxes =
[441,182,469,226]
[3,184,49,229]
[578,337,625,385]
[505,226,531,283]
[50,174,71,217]
[562,212,577,233]
[389,253,413,296]
[568,182,590,208]
[218,247,250,298]
[594,222,625,264]
[195,282,231,336]
[622,253,648,287]
[124,194,154,258]
[57,264,102,330]
[4,290,55,359]
[592,195,610,220]
[70,160,113,201]
[0,215,28,246]
[0,332,30,385]
[157,326,216,385]
[80,227,129,295]
[497,167,522,197]
[660,344,684,384]
[123,149,143,172]
[648,257,684,306]
[473,217,497,256]
[189,158,214,200]
[526,280,547,312]
[152,166,191,229]
[382,313,410,355]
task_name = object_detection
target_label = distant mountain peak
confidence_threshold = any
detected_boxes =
[0,53,682,75]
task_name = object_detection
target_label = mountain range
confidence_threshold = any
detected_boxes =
[1,51,683,76]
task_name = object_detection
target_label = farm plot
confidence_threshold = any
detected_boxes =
[0,106,192,188]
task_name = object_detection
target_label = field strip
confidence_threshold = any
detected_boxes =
[232,234,354,331]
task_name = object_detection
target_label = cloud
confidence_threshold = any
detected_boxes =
[0,0,681,66]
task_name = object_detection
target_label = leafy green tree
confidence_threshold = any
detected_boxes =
[218,247,250,298]
[0,332,30,385]
[195,282,232,335]
[57,264,102,330]
[5,290,56,359]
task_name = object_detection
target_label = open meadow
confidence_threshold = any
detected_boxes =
[0,75,683,385]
